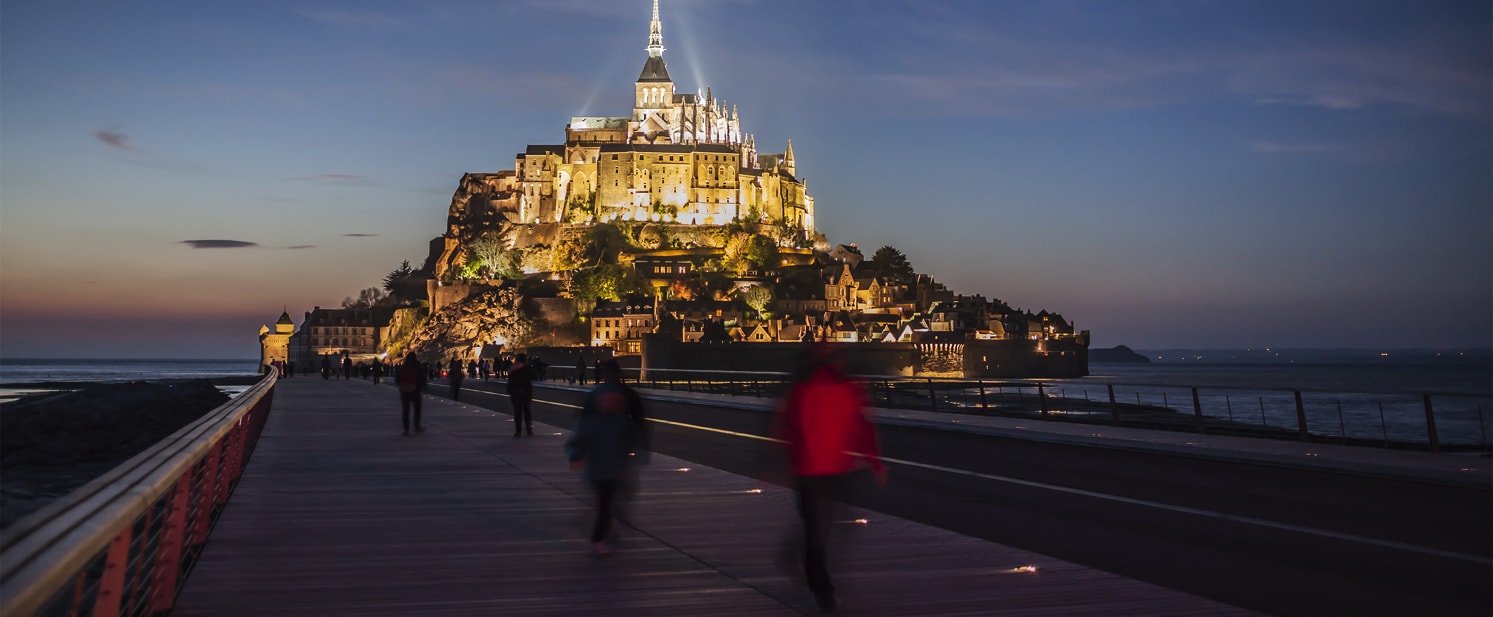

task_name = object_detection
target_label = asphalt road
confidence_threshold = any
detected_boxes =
[442,379,1492,617]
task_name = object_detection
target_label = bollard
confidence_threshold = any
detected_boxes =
[1225,395,1234,423]
[927,378,938,412]
[1108,384,1119,426]
[1422,394,1440,453]
[1038,384,1049,416]
[978,380,988,410]
[1294,391,1309,442]
[1191,387,1205,434]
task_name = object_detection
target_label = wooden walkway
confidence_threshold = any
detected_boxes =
[172,378,1259,616]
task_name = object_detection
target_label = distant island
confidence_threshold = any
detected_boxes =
[1090,345,1150,363]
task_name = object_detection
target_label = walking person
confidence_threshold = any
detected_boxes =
[394,353,427,436]
[506,353,535,436]
[447,357,465,401]
[371,357,384,385]
[575,355,588,385]
[565,360,649,555]
[320,355,331,380]
[775,346,886,613]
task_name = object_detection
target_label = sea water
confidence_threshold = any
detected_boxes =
[0,358,262,402]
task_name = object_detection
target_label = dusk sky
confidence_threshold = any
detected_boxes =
[1,0,1489,359]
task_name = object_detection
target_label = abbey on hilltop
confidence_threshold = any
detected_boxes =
[432,0,813,279]
[261,0,1089,380]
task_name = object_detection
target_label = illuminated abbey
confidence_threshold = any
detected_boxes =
[447,1,813,240]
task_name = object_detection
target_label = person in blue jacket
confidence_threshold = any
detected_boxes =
[565,360,649,555]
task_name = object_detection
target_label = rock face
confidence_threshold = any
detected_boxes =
[403,284,539,361]
[0,380,231,528]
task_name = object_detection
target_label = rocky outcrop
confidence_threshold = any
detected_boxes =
[1090,345,1150,363]
[403,284,539,361]
[1,380,231,528]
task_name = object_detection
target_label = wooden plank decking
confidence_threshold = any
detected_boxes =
[172,379,1259,616]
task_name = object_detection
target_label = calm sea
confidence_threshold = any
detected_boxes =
[0,358,262,402]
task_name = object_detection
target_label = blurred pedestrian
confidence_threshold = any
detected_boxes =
[395,353,427,435]
[575,355,587,385]
[448,357,465,401]
[774,346,886,613]
[565,360,649,555]
[506,353,535,436]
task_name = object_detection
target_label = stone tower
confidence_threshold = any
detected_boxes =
[258,310,295,369]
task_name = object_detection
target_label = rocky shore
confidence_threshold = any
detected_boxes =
[0,380,232,528]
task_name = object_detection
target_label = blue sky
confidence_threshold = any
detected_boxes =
[1,0,1488,358]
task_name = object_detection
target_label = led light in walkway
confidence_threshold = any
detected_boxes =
[1012,565,1039,573]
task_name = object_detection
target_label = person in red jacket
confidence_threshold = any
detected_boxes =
[775,346,886,613]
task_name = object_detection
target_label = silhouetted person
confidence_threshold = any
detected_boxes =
[320,356,331,380]
[371,357,383,385]
[447,358,465,401]
[395,353,427,435]
[341,353,353,380]
[774,346,886,613]
[575,356,588,385]
[565,360,648,555]
[506,353,535,436]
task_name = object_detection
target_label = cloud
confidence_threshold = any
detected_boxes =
[287,245,316,250]
[295,8,400,28]
[180,240,258,249]
[93,130,132,150]
[342,233,378,238]
[1249,141,1340,154]
[290,174,375,185]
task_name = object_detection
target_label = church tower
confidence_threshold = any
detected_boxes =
[632,0,674,142]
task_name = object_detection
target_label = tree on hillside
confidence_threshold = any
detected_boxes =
[383,260,426,304]
[870,245,915,283]
[742,285,774,317]
[570,264,651,301]
[342,287,387,310]
[467,232,515,279]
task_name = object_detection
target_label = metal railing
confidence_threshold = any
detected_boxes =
[0,371,277,617]
[540,366,1491,452]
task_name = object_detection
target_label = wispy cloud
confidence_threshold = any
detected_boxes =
[296,8,400,28]
[93,129,132,151]
[1249,140,1340,154]
[342,233,378,238]
[290,174,375,186]
[287,245,316,249]
[180,239,258,249]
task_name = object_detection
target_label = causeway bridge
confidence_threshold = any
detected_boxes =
[3,372,1488,616]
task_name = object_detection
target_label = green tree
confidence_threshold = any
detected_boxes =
[342,287,387,309]
[745,234,780,270]
[742,285,773,317]
[870,245,915,283]
[383,260,425,303]
[570,264,651,301]
[467,232,512,279]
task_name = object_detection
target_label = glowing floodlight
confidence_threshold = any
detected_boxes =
[1013,565,1038,573]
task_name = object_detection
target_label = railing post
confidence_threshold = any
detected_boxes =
[1038,384,1048,416]
[926,378,937,412]
[148,474,194,613]
[92,526,132,617]
[1108,384,1119,426]
[1422,394,1440,453]
[1294,391,1309,442]
[1191,387,1205,434]
[977,380,988,410]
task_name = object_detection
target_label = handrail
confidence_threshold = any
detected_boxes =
[0,370,277,617]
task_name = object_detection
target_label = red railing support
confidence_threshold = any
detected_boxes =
[147,473,193,613]
[92,526,132,617]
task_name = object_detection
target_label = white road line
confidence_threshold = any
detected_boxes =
[533,396,1491,567]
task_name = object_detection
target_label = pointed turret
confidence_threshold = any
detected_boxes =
[637,0,671,82]
[783,139,796,176]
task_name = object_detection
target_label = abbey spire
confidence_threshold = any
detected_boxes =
[647,0,664,57]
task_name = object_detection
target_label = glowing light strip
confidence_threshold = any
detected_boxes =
[533,395,1489,566]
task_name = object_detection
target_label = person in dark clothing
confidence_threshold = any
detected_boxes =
[447,358,465,401]
[320,356,331,380]
[506,353,535,436]
[395,353,428,436]
[774,347,886,613]
[341,353,353,380]
[575,356,587,385]
[565,360,649,555]
[371,357,384,384]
